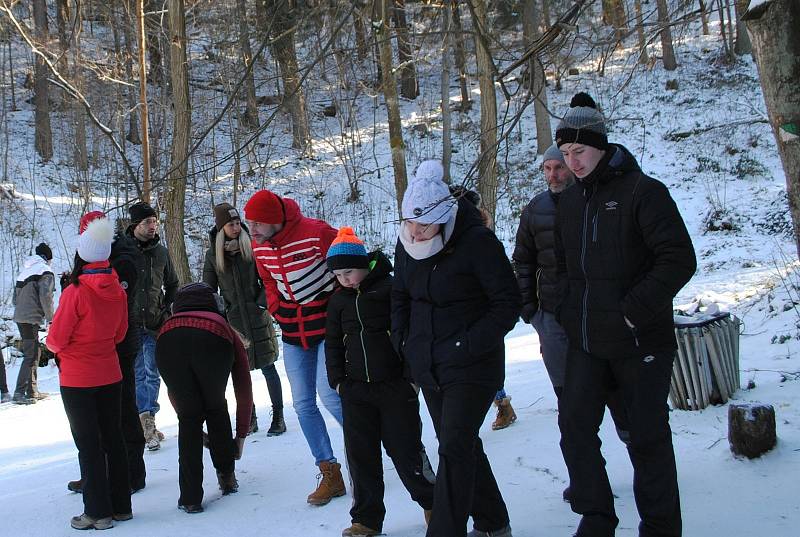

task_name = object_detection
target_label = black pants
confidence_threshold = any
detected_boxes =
[559,348,682,537]
[14,323,40,397]
[156,328,236,506]
[423,384,509,537]
[119,350,146,490]
[61,382,131,518]
[342,378,435,531]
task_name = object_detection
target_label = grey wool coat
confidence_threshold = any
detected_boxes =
[202,225,279,370]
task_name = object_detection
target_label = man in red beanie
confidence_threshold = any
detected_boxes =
[66,211,148,495]
[244,189,346,506]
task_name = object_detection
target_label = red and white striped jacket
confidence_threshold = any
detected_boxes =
[252,197,338,349]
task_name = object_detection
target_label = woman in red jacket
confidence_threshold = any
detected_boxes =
[47,216,130,530]
[155,282,253,514]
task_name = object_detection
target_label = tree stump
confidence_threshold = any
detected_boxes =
[728,403,777,458]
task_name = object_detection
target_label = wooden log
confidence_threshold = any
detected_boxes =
[728,403,777,458]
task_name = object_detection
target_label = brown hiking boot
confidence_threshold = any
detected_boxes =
[139,412,160,451]
[491,397,517,430]
[341,522,380,536]
[307,461,346,506]
[217,470,239,495]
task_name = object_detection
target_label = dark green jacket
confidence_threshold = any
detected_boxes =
[202,225,279,370]
[126,228,179,333]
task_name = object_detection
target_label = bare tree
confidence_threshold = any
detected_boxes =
[235,0,259,129]
[32,0,53,161]
[656,0,678,70]
[734,0,752,55]
[450,1,471,111]
[744,0,800,258]
[163,0,191,284]
[376,0,408,214]
[71,2,88,172]
[122,0,141,145]
[523,0,551,154]
[470,0,498,224]
[634,0,650,64]
[392,0,418,99]
[137,0,152,201]
[441,3,452,183]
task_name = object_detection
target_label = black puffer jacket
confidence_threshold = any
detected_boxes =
[391,198,522,390]
[125,228,179,333]
[202,225,279,370]
[513,189,560,322]
[325,251,402,389]
[110,233,142,356]
[555,144,697,359]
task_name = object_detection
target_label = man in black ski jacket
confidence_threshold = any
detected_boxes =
[554,93,696,537]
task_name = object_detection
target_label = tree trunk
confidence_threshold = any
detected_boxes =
[470,0,498,225]
[164,0,191,285]
[450,1,471,112]
[122,0,141,145]
[699,0,710,35]
[71,3,88,172]
[145,0,165,85]
[55,0,71,97]
[656,0,678,70]
[744,0,800,258]
[32,0,53,161]
[353,1,368,61]
[523,0,551,155]
[542,0,552,28]
[602,0,627,40]
[137,0,152,201]
[733,0,752,55]
[392,0,418,99]
[235,0,259,129]
[635,0,650,64]
[376,0,408,216]
[441,4,452,183]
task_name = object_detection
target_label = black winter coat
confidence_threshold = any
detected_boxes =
[202,225,279,370]
[125,228,179,333]
[391,198,522,390]
[325,251,403,389]
[555,144,697,359]
[512,189,561,322]
[110,233,142,356]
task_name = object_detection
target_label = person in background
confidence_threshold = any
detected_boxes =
[126,201,179,451]
[554,92,696,537]
[156,282,253,514]
[0,355,9,403]
[66,211,147,495]
[47,216,131,530]
[12,242,55,405]
[392,160,521,537]
[244,189,345,506]
[203,202,285,436]
[325,227,435,537]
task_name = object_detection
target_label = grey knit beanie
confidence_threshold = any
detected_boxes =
[542,143,565,164]
[555,92,608,150]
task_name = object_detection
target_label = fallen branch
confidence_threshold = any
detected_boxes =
[664,118,769,141]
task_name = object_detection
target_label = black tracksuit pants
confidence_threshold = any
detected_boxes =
[119,350,146,490]
[14,323,40,397]
[61,382,131,518]
[342,378,435,531]
[423,384,510,537]
[156,328,236,506]
[559,348,682,537]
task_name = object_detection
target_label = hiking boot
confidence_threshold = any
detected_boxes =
[30,391,49,401]
[217,471,239,495]
[112,513,133,522]
[249,411,259,435]
[341,522,381,536]
[467,524,513,537]
[178,503,204,514]
[491,397,517,430]
[1,392,11,403]
[67,479,83,494]
[267,407,286,436]
[70,513,113,530]
[155,428,165,441]
[12,394,35,405]
[139,412,160,451]
[562,485,571,503]
[307,461,346,505]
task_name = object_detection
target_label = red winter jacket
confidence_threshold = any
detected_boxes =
[252,197,337,349]
[47,262,128,388]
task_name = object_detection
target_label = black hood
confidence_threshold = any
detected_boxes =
[581,143,641,189]
[337,250,393,294]
[444,196,487,249]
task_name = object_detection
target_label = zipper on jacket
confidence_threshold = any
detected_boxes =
[579,186,595,353]
[592,211,599,243]
[355,288,370,382]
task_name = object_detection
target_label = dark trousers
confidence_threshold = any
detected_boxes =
[0,352,8,393]
[61,382,131,518]
[559,348,682,537]
[342,378,435,531]
[156,328,236,506]
[14,323,40,397]
[261,363,283,409]
[423,384,509,537]
[119,350,146,489]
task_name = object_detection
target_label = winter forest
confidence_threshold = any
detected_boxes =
[1,0,800,536]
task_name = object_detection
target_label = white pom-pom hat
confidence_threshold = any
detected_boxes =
[78,217,114,263]
[401,160,457,225]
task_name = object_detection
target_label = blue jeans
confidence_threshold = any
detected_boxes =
[283,341,342,465]
[134,331,161,415]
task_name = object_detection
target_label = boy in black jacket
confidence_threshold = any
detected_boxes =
[325,227,435,537]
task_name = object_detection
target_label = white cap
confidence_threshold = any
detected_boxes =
[401,160,457,225]
[78,217,114,263]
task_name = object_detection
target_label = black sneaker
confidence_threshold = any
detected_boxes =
[178,503,204,514]
[12,394,35,405]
